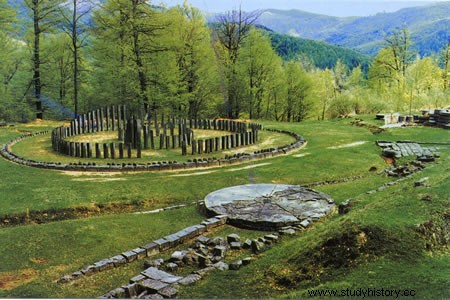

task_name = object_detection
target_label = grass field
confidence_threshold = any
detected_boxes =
[0,117,448,298]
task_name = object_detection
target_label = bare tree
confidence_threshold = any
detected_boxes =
[60,0,91,118]
[214,8,260,118]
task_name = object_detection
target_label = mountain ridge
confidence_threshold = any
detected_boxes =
[256,2,450,56]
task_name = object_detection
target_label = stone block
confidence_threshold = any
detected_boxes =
[141,267,182,284]
[251,240,265,253]
[130,274,147,283]
[178,274,202,286]
[194,266,216,276]
[144,258,164,268]
[170,250,187,262]
[227,233,241,243]
[212,245,227,257]
[122,283,139,298]
[230,242,241,250]
[93,259,114,271]
[142,242,160,257]
[110,255,127,267]
[242,239,252,249]
[165,262,179,272]
[132,247,147,260]
[299,219,311,228]
[242,257,252,266]
[196,235,210,245]
[158,286,178,298]
[122,250,138,262]
[154,238,171,251]
[229,260,242,270]
[81,265,97,275]
[139,278,168,293]
[57,275,73,284]
[264,234,279,242]
[213,261,229,271]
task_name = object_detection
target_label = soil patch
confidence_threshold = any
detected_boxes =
[0,269,38,291]
[0,200,164,227]
[170,171,216,177]
[266,222,419,290]
[227,163,272,172]
[328,141,367,149]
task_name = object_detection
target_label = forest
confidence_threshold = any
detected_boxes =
[0,0,449,123]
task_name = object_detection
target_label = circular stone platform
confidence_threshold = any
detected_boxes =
[204,184,336,230]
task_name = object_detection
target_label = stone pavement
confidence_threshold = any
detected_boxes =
[205,184,335,230]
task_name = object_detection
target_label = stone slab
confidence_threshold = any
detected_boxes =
[204,184,335,230]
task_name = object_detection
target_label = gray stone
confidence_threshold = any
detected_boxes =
[264,234,279,242]
[158,286,178,298]
[242,239,252,249]
[182,252,199,265]
[196,235,210,245]
[142,242,160,257]
[415,177,429,187]
[110,254,127,267]
[208,237,227,247]
[93,259,114,271]
[197,254,211,268]
[229,260,243,270]
[242,257,252,266]
[165,262,178,272]
[144,258,164,268]
[227,233,241,243]
[71,271,83,278]
[81,265,97,275]
[170,250,187,262]
[230,242,241,249]
[178,274,202,286]
[204,184,334,230]
[141,267,182,284]
[122,283,139,298]
[213,261,229,270]
[154,238,171,251]
[57,275,73,284]
[299,219,311,228]
[132,247,147,260]
[143,293,164,299]
[194,266,216,276]
[251,240,265,253]
[139,278,168,292]
[130,274,147,283]
[122,250,138,262]
[212,245,227,257]
[112,287,126,298]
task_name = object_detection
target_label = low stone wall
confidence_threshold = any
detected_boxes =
[1,128,305,172]
[57,215,228,284]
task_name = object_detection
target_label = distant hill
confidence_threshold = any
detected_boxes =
[266,30,371,72]
[257,2,450,56]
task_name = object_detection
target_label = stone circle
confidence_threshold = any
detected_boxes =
[204,184,335,230]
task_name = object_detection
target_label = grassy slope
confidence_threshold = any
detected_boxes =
[0,117,448,298]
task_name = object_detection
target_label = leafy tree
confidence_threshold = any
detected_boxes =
[282,61,312,122]
[23,0,64,118]
[214,8,260,118]
[168,4,220,119]
[442,40,450,91]
[239,29,281,119]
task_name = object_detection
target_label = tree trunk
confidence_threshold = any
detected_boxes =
[32,0,42,119]
[72,0,79,117]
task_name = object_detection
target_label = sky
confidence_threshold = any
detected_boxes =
[156,0,449,17]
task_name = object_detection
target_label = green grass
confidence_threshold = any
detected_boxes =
[0,117,448,298]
